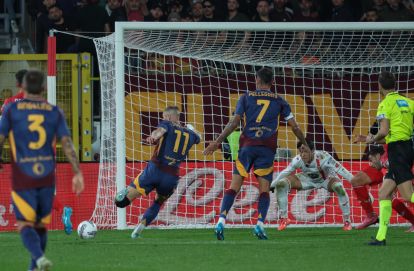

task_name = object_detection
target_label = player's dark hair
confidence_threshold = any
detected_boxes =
[378,71,395,90]
[256,67,273,86]
[297,139,315,151]
[23,70,45,95]
[15,69,28,86]
[368,145,384,156]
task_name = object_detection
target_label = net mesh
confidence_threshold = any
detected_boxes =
[92,27,414,229]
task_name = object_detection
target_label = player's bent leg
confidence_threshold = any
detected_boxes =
[352,171,379,229]
[253,177,270,240]
[328,179,351,231]
[391,198,414,231]
[17,221,52,270]
[396,180,414,203]
[115,186,142,208]
[370,178,396,245]
[215,174,245,241]
[276,175,301,231]
[131,194,169,239]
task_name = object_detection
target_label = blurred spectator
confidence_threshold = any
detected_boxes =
[168,11,181,21]
[270,0,294,21]
[105,0,127,31]
[402,0,414,11]
[201,0,218,21]
[360,8,379,21]
[5,0,19,33]
[381,0,414,21]
[169,1,183,14]
[252,0,270,21]
[35,0,57,53]
[29,0,79,19]
[227,0,250,21]
[126,0,149,21]
[293,0,320,21]
[145,4,165,21]
[47,5,77,52]
[76,0,111,54]
[330,0,354,21]
[371,0,388,13]
[180,10,193,21]
[191,1,204,21]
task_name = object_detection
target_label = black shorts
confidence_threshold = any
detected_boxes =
[385,139,414,185]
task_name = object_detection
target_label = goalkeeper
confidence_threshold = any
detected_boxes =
[271,140,353,231]
[114,106,201,238]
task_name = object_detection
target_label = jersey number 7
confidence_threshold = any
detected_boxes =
[256,99,270,123]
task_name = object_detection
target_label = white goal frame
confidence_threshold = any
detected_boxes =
[113,22,414,230]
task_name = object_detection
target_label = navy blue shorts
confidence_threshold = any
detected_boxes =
[129,162,179,197]
[11,186,55,224]
[234,146,275,182]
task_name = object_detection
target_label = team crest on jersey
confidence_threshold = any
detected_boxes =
[32,163,45,175]
[396,100,409,107]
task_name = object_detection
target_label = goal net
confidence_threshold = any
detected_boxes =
[92,22,414,229]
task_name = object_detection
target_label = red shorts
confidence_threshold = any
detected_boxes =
[362,166,384,185]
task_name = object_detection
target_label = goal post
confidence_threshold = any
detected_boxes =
[93,22,414,230]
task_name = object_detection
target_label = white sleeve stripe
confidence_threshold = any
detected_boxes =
[284,113,294,121]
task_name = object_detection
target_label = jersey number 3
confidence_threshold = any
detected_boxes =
[256,99,270,123]
[28,114,46,150]
[173,130,190,155]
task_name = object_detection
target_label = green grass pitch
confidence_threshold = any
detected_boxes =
[0,227,412,271]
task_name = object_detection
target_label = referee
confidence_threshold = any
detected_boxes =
[367,71,414,246]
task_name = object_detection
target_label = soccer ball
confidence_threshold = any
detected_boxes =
[77,221,97,239]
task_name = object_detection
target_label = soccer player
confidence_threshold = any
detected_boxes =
[114,106,201,238]
[271,140,353,231]
[350,143,414,231]
[1,69,74,235]
[1,69,27,112]
[0,70,84,270]
[364,71,414,245]
[203,67,308,240]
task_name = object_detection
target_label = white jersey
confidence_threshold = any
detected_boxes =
[271,150,353,187]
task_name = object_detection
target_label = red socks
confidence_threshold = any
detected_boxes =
[392,198,414,224]
[52,196,63,214]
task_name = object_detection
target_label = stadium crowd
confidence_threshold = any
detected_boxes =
[29,0,414,53]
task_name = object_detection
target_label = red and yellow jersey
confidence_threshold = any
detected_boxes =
[1,90,25,113]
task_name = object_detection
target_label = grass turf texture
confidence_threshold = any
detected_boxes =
[0,228,412,271]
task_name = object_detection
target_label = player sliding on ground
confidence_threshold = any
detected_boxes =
[114,106,200,238]
[0,70,84,271]
[204,67,308,240]
[350,144,414,231]
[271,140,353,231]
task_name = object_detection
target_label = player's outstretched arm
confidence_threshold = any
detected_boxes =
[146,127,167,145]
[321,152,354,183]
[61,136,84,196]
[287,118,308,149]
[353,134,386,144]
[368,119,390,144]
[203,114,241,155]
[270,160,297,190]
